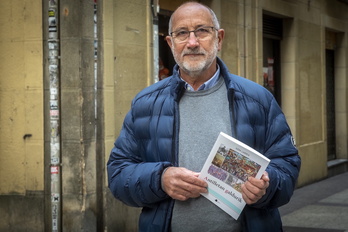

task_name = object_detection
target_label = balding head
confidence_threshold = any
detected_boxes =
[168,2,220,35]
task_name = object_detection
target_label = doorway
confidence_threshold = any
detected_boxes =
[263,14,283,105]
[326,49,336,161]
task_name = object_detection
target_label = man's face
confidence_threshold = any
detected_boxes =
[166,4,224,77]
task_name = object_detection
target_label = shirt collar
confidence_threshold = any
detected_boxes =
[181,64,221,91]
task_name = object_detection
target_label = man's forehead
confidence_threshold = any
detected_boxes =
[171,4,213,29]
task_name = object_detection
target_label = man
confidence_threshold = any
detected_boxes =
[107,2,301,232]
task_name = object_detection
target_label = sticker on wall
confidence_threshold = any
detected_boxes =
[48,42,59,50]
[49,65,59,89]
[50,110,59,119]
[48,57,58,66]
[49,64,58,75]
[50,100,58,109]
[51,132,60,144]
[49,74,58,87]
[51,157,59,165]
[52,204,58,230]
[51,166,59,174]
[50,121,59,140]
[48,9,56,18]
[49,30,58,40]
[52,204,58,216]
[49,49,58,58]
[48,42,59,58]
[48,10,56,27]
[50,94,57,101]
[49,0,57,7]
[49,26,57,33]
[50,88,58,95]
[51,193,60,203]
[48,9,58,39]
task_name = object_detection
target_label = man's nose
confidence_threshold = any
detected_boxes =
[186,31,199,47]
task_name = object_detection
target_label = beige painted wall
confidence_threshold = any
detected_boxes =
[0,0,43,194]
[103,0,153,178]
[103,0,151,230]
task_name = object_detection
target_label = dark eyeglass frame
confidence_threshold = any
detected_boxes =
[170,26,218,42]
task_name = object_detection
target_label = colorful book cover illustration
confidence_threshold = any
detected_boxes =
[199,132,270,220]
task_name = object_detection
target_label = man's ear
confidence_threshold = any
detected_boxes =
[166,35,173,49]
[217,29,225,51]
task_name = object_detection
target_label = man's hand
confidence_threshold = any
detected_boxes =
[241,171,270,205]
[161,167,208,201]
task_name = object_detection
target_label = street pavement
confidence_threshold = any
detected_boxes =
[279,172,348,232]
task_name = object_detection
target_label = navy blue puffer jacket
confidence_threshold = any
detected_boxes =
[107,58,301,232]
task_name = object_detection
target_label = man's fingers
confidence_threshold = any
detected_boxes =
[242,183,260,203]
[167,168,207,188]
[162,167,208,200]
[261,172,270,182]
[241,174,270,204]
[167,187,191,201]
[166,180,206,201]
[247,176,269,189]
[186,172,208,188]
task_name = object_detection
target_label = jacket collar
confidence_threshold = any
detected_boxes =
[170,57,233,101]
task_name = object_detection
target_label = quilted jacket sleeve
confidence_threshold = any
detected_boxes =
[107,108,172,208]
[251,97,301,209]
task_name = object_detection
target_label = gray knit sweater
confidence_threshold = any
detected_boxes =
[171,77,241,231]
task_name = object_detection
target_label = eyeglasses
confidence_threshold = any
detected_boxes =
[170,26,218,43]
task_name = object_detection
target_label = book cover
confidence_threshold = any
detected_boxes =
[199,132,270,220]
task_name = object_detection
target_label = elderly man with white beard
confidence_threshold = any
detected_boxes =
[107,2,301,232]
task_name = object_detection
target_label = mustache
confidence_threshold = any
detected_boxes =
[182,48,206,56]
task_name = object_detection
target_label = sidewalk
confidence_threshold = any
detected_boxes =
[279,172,348,232]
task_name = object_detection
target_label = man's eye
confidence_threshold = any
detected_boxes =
[176,31,189,37]
[196,28,209,33]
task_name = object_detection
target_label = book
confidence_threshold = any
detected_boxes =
[198,132,270,220]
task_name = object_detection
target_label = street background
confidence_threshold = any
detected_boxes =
[281,172,348,232]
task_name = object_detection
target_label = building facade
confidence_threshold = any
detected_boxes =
[0,0,347,231]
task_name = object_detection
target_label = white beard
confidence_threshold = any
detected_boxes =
[172,39,219,77]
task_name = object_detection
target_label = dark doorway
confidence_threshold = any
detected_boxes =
[158,12,175,78]
[263,38,281,105]
[326,49,336,161]
[263,14,282,105]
